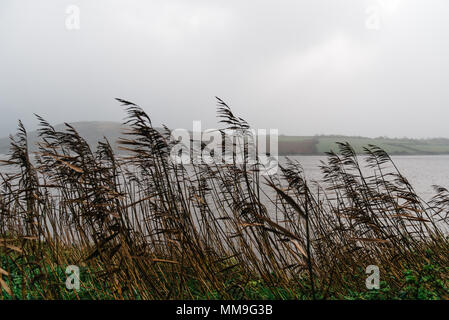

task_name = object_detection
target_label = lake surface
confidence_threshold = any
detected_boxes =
[1,154,448,201]
[285,155,449,201]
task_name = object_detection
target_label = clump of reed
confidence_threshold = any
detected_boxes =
[1,98,449,300]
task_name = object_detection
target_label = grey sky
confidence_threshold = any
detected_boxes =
[1,0,449,138]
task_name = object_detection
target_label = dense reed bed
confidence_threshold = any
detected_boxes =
[1,98,449,300]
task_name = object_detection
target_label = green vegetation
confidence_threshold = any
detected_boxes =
[1,98,449,300]
[3,249,449,300]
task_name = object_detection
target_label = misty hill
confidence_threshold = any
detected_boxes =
[279,135,449,155]
[0,121,129,155]
[1,121,449,156]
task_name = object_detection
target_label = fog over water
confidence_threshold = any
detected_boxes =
[1,0,449,138]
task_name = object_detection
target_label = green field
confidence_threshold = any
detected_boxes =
[279,135,449,155]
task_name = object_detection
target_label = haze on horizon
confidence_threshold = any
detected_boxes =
[1,0,449,139]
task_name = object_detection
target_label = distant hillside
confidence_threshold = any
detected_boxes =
[0,121,129,155]
[279,135,449,155]
[1,121,449,156]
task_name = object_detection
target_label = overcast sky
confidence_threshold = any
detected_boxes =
[1,0,449,138]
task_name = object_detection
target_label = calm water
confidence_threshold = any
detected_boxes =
[1,154,448,201]
[285,155,449,201]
